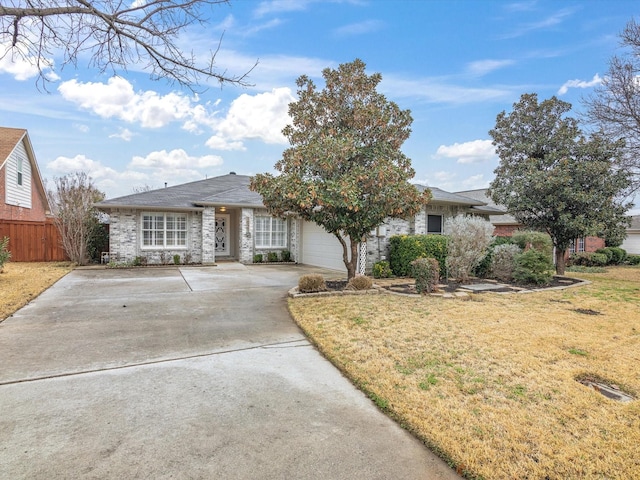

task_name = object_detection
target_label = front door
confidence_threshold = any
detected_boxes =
[214,214,230,256]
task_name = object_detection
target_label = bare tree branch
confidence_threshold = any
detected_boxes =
[0,0,256,91]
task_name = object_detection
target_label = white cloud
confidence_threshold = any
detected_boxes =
[383,75,511,104]
[74,123,90,133]
[0,43,41,80]
[333,20,384,37]
[557,73,602,95]
[109,128,134,141]
[206,87,294,150]
[130,149,224,169]
[254,0,311,17]
[467,59,515,76]
[435,140,497,164]
[58,77,215,128]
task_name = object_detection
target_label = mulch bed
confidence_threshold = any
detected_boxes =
[326,276,584,295]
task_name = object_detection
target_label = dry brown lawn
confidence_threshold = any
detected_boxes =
[0,262,74,321]
[289,266,640,479]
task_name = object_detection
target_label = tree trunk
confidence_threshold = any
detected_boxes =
[555,248,567,275]
[335,233,358,280]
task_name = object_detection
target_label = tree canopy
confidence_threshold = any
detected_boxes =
[489,93,632,274]
[0,0,254,90]
[250,59,429,279]
[583,18,640,191]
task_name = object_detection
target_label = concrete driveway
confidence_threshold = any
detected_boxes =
[0,264,459,479]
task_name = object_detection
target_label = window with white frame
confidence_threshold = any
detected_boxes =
[569,238,585,254]
[142,213,187,248]
[17,158,23,186]
[427,214,443,234]
[255,216,287,248]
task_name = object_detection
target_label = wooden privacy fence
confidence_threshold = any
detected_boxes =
[0,219,68,262]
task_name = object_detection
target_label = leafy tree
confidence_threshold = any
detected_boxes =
[50,172,105,265]
[489,93,632,275]
[250,59,429,279]
[583,19,640,191]
[0,0,253,90]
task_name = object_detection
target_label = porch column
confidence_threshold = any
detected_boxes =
[238,208,254,263]
[202,206,216,264]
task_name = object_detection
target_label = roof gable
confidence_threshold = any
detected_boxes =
[0,126,51,214]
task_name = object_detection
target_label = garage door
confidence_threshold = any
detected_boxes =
[621,232,640,255]
[301,221,347,272]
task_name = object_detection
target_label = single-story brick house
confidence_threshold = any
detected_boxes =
[456,188,605,254]
[96,173,504,272]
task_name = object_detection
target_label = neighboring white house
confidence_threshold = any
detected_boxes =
[621,215,640,254]
[96,173,503,272]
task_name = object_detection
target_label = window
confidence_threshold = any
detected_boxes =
[255,216,287,248]
[569,238,585,254]
[17,158,23,186]
[142,213,187,248]
[427,214,443,234]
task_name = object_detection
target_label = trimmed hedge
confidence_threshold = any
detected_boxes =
[389,234,448,277]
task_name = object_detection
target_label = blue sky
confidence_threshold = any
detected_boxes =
[1,0,638,212]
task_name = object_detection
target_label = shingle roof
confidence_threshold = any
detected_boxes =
[0,127,27,166]
[454,188,515,224]
[96,173,265,210]
[414,184,485,206]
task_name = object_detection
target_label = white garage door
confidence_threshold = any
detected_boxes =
[621,232,640,255]
[301,221,347,272]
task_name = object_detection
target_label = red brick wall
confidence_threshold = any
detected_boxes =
[584,236,605,252]
[493,225,520,237]
[0,167,49,222]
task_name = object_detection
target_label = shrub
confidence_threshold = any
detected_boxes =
[132,256,143,267]
[475,236,515,278]
[372,260,392,279]
[0,236,11,272]
[389,234,448,277]
[298,274,326,293]
[444,215,494,283]
[566,265,607,273]
[513,249,554,285]
[410,257,440,294]
[490,243,522,282]
[572,252,608,267]
[512,230,553,257]
[626,254,640,265]
[347,275,373,290]
[267,251,279,262]
[595,248,614,264]
[173,254,181,265]
[281,250,292,262]
[608,247,627,264]
[253,253,263,263]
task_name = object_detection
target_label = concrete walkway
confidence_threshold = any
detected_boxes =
[0,264,459,479]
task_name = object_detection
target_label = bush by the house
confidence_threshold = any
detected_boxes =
[445,215,494,283]
[389,234,448,277]
[512,230,553,257]
[253,253,263,263]
[513,249,555,285]
[490,243,522,282]
[410,257,440,294]
[626,254,640,265]
[267,252,279,262]
[347,275,373,290]
[596,247,627,265]
[570,252,609,267]
[281,250,292,262]
[474,236,515,278]
[173,254,181,265]
[0,236,11,272]
[372,260,393,279]
[298,274,326,293]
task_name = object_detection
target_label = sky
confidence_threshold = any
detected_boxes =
[1,0,639,213]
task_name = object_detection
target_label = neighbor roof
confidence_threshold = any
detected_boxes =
[415,184,484,206]
[0,127,28,169]
[455,188,516,224]
[96,173,265,211]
